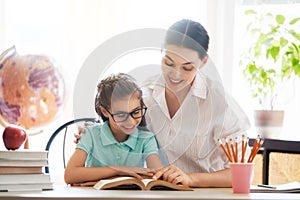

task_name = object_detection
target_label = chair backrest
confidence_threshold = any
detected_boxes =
[45,118,99,177]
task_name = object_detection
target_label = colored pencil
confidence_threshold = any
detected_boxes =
[249,138,264,162]
[218,139,233,162]
[225,137,233,162]
[241,135,245,163]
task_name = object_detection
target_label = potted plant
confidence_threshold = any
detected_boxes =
[240,10,300,138]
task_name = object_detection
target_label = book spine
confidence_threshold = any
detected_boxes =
[0,174,50,184]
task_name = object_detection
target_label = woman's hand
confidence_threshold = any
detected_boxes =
[73,122,93,144]
[112,166,157,180]
[152,165,192,186]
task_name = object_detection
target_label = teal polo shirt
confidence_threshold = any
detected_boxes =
[76,121,159,167]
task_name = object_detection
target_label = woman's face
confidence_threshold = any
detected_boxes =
[162,45,206,92]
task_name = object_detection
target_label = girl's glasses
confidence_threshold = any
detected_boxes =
[105,107,147,123]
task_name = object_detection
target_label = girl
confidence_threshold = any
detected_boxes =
[65,73,163,185]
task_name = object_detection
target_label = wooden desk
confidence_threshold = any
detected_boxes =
[0,185,300,200]
[249,138,300,185]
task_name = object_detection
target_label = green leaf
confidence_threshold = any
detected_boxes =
[288,30,300,41]
[269,26,279,35]
[280,37,288,47]
[245,10,256,15]
[254,44,262,58]
[267,46,280,61]
[293,63,300,77]
[258,33,268,43]
[291,43,299,53]
[289,17,300,25]
[292,57,299,66]
[248,63,257,73]
[276,15,285,24]
[268,69,276,74]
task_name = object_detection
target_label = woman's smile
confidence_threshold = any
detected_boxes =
[169,76,183,84]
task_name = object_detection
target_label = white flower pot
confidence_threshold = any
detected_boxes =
[253,110,284,139]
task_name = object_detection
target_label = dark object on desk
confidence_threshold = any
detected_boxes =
[257,184,276,189]
[249,138,300,185]
[45,118,99,173]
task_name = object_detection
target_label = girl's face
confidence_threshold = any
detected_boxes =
[162,45,207,92]
[101,95,143,138]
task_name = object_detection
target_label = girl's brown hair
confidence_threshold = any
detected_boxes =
[95,73,147,128]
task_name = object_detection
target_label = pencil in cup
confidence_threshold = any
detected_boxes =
[247,136,264,163]
[218,135,264,163]
[217,139,233,162]
[225,137,233,161]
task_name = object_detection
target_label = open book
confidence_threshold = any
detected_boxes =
[93,176,192,191]
[250,182,300,193]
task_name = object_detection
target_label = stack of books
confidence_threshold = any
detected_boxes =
[0,149,53,192]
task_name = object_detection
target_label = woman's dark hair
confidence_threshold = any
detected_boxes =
[165,19,209,59]
[95,73,147,127]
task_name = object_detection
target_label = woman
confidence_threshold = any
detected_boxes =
[142,19,250,187]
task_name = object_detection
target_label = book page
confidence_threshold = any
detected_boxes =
[141,179,154,186]
[142,179,193,191]
[276,182,300,190]
[93,176,144,190]
[93,176,193,190]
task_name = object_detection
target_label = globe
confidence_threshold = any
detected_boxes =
[0,46,65,130]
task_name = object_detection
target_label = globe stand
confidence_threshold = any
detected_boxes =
[0,45,16,63]
[24,129,44,149]
[23,138,29,149]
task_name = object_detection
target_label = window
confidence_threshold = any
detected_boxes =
[233,3,300,139]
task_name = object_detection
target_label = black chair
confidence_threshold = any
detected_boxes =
[45,118,99,174]
[249,138,300,185]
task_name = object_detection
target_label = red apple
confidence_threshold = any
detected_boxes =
[2,125,27,150]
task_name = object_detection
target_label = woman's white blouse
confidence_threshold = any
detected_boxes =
[143,72,250,173]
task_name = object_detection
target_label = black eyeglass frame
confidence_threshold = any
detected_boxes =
[103,106,147,123]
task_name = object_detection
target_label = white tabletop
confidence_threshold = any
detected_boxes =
[0,185,299,200]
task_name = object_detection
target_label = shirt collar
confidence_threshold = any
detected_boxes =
[100,121,138,150]
[123,129,138,150]
[190,71,207,99]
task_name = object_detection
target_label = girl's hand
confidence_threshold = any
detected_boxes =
[112,166,157,180]
[152,165,192,186]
